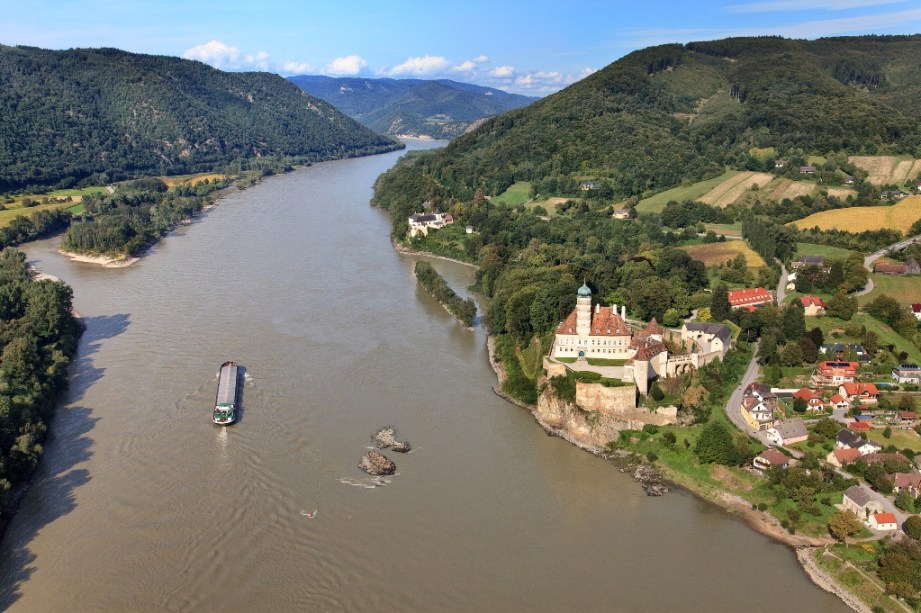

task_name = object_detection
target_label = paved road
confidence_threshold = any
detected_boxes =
[724,341,771,445]
[857,233,921,297]
[776,263,789,304]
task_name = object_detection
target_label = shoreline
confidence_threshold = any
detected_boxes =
[480,301,861,611]
[58,250,140,268]
[391,238,477,269]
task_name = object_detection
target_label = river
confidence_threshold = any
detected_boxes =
[0,141,847,611]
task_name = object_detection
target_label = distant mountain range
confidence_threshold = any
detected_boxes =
[0,45,401,192]
[287,75,537,139]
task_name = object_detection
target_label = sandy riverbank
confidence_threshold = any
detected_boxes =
[391,239,477,269]
[58,250,139,268]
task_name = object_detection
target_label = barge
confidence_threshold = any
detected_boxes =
[213,361,239,425]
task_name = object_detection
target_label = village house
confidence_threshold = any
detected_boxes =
[579,180,596,191]
[727,287,773,310]
[766,419,808,446]
[841,485,883,520]
[813,361,859,387]
[839,382,879,405]
[891,473,921,497]
[848,420,873,434]
[680,322,732,358]
[863,451,910,466]
[407,211,453,237]
[774,159,788,168]
[800,165,816,174]
[874,261,908,275]
[741,383,777,431]
[829,394,850,411]
[611,207,630,220]
[827,447,861,467]
[881,190,907,201]
[892,364,921,384]
[820,343,869,363]
[799,296,826,316]
[912,304,921,321]
[792,388,825,411]
[753,448,789,472]
[868,512,898,531]
[906,257,920,275]
[835,430,881,456]
[792,255,825,270]
[898,411,918,425]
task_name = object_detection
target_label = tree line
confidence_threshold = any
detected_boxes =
[414,261,476,327]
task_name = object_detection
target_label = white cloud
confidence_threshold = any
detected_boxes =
[472,55,489,63]
[728,0,906,13]
[326,55,367,75]
[490,65,515,77]
[182,40,271,71]
[454,60,477,72]
[507,68,595,95]
[281,61,314,75]
[387,55,450,75]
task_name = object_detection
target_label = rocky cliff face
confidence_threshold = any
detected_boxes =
[534,385,625,452]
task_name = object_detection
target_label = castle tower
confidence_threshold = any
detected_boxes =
[576,282,592,337]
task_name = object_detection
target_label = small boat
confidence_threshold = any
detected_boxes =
[213,361,239,425]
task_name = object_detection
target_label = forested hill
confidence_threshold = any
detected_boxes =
[373,35,921,206]
[0,45,402,192]
[288,75,536,139]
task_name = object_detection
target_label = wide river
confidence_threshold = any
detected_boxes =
[0,141,846,612]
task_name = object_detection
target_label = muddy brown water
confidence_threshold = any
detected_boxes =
[1,141,847,611]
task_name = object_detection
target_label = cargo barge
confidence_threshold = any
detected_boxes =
[213,361,239,425]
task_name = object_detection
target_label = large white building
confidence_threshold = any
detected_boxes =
[551,283,642,360]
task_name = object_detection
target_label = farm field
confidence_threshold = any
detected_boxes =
[682,240,766,268]
[698,171,773,207]
[788,196,921,234]
[526,197,571,217]
[704,222,743,237]
[0,201,83,229]
[858,273,921,306]
[159,172,226,188]
[636,170,740,213]
[849,155,921,186]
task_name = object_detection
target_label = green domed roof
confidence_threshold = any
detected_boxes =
[577,282,592,297]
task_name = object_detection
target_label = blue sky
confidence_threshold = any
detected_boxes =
[2,0,920,95]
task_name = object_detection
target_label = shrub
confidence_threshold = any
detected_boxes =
[646,451,658,462]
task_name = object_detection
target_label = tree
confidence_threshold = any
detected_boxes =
[710,284,731,322]
[793,397,808,413]
[782,302,806,342]
[827,511,863,544]
[694,421,735,465]
[826,290,857,321]
[904,515,921,540]
[799,336,819,364]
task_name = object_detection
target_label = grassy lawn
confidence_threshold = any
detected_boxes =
[586,358,627,366]
[525,196,572,217]
[0,201,73,229]
[814,547,906,613]
[859,273,921,306]
[491,181,532,206]
[819,313,921,364]
[704,222,743,237]
[867,427,921,453]
[556,357,577,363]
[636,170,740,213]
[413,222,471,262]
[795,242,857,260]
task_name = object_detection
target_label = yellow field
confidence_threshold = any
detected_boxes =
[160,173,226,188]
[682,240,766,268]
[776,180,815,200]
[699,171,773,207]
[788,195,921,233]
[827,188,857,200]
[0,201,79,229]
[849,156,921,186]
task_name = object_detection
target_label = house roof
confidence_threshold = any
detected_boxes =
[830,394,846,404]
[912,304,921,314]
[844,485,873,507]
[892,473,921,489]
[683,322,732,344]
[800,296,826,308]
[836,430,865,448]
[849,421,872,432]
[874,261,908,274]
[816,361,858,374]
[799,255,825,265]
[863,451,904,465]
[832,448,861,464]
[757,449,789,466]
[727,287,772,307]
[772,419,807,440]
[555,305,631,337]
[793,388,822,401]
[898,411,917,420]
[872,512,897,525]
[841,382,878,396]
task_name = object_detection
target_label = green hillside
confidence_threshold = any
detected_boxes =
[373,35,921,219]
[0,45,402,192]
[288,76,536,139]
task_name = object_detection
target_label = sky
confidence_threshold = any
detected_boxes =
[2,0,921,96]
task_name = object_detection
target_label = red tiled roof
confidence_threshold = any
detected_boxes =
[793,388,821,401]
[874,261,907,274]
[800,296,826,308]
[636,317,663,337]
[892,473,921,488]
[842,382,878,396]
[555,305,632,337]
[758,449,788,466]
[631,338,666,361]
[848,421,872,432]
[816,361,858,375]
[898,411,917,419]
[872,512,897,525]
[833,448,861,464]
[727,287,772,307]
[912,304,921,314]
[830,394,846,404]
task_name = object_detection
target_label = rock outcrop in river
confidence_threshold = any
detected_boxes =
[373,427,411,453]
[358,450,396,476]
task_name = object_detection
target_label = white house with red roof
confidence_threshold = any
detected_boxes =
[792,388,825,411]
[813,361,859,387]
[912,304,921,321]
[868,512,898,531]
[828,394,850,411]
[839,382,879,405]
[727,287,773,310]
[799,295,826,316]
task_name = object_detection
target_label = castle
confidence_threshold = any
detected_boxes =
[549,283,730,395]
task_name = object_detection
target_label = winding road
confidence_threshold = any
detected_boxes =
[857,233,921,297]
